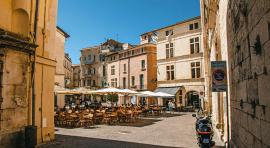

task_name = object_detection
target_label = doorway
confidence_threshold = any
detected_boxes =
[186,91,200,109]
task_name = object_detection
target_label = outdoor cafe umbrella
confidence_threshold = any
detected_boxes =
[135,91,157,106]
[154,92,174,106]
[121,89,139,105]
[54,85,72,94]
[91,87,126,107]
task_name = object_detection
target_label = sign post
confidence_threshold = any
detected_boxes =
[211,61,230,147]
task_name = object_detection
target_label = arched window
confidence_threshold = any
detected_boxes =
[12,9,29,37]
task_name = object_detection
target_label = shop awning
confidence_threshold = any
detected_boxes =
[154,87,182,95]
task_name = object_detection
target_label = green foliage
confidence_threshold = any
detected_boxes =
[107,94,118,103]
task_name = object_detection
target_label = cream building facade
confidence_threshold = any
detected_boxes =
[54,26,70,87]
[54,27,70,109]
[143,17,205,109]
[0,0,58,147]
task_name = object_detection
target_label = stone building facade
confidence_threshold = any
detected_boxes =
[106,43,157,105]
[72,64,81,88]
[0,0,58,147]
[201,0,270,147]
[143,17,205,108]
[80,46,101,88]
[80,39,126,89]
[64,53,72,88]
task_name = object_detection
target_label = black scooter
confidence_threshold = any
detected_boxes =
[192,113,215,148]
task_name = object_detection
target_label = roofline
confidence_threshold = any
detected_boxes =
[119,43,156,53]
[140,16,201,36]
[56,26,70,38]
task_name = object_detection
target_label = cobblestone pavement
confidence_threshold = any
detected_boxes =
[41,112,224,148]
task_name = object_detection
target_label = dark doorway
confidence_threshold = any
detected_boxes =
[186,91,200,109]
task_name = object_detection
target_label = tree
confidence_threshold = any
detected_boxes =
[107,94,118,107]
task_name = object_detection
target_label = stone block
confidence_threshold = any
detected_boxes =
[246,78,259,102]
[261,120,270,146]
[254,137,262,148]
[0,129,25,148]
[258,74,270,107]
[247,115,261,140]
[238,126,254,147]
[256,105,266,121]
[236,80,247,102]
[1,85,17,109]
[2,63,28,85]
[240,111,248,129]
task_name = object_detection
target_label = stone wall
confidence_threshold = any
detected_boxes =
[227,0,270,147]
[0,49,31,148]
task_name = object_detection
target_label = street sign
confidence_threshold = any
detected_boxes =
[211,61,227,92]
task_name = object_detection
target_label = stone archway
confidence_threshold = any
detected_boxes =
[12,8,29,36]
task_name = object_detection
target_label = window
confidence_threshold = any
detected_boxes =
[123,77,126,88]
[87,80,91,86]
[194,23,199,29]
[140,74,144,89]
[123,64,126,73]
[190,37,200,54]
[143,35,147,40]
[93,55,95,62]
[166,43,174,58]
[93,68,95,74]
[88,55,91,60]
[87,68,91,75]
[131,50,135,55]
[189,24,194,30]
[191,62,201,78]
[141,60,145,69]
[131,76,135,86]
[141,47,145,53]
[111,78,117,87]
[111,65,115,75]
[165,30,173,36]
[179,90,183,104]
[93,80,96,86]
[166,65,175,80]
[103,65,106,76]
[189,22,199,30]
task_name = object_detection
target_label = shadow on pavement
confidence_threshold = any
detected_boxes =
[40,134,182,148]
[116,118,161,127]
[143,113,186,119]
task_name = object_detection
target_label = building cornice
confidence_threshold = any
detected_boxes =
[157,78,205,84]
[157,53,204,63]
[0,28,37,54]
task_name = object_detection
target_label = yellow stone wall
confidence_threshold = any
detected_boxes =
[0,0,58,147]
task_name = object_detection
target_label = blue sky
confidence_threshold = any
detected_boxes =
[57,0,200,64]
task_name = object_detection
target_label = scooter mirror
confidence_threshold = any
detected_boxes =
[192,114,196,117]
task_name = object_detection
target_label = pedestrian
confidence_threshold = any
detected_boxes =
[168,100,173,113]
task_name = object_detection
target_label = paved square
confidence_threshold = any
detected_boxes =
[41,113,223,148]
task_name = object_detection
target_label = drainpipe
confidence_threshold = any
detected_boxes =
[25,0,39,147]
[32,0,39,127]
